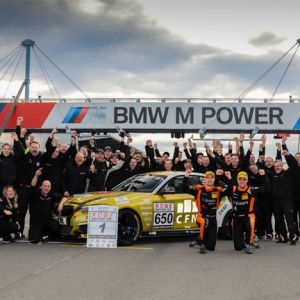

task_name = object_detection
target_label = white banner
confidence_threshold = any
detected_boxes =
[2,101,299,132]
[42,102,300,132]
[87,205,118,248]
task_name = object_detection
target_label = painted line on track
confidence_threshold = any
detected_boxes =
[62,245,155,250]
[15,240,155,250]
[118,246,155,251]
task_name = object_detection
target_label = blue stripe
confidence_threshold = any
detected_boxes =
[0,103,6,113]
[293,117,300,129]
[62,107,78,123]
[68,107,82,123]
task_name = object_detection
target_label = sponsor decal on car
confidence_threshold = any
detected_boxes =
[140,206,152,211]
[142,199,151,204]
[115,197,129,204]
[149,231,157,235]
[74,216,88,222]
[72,194,95,203]
[141,211,152,216]
[153,202,174,228]
[176,200,198,224]
[218,203,228,216]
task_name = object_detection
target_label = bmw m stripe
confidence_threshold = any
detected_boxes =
[62,107,89,123]
[293,117,300,129]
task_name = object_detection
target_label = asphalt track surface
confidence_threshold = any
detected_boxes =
[1,235,300,300]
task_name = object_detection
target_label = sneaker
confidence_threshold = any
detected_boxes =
[17,233,26,240]
[2,234,12,244]
[41,236,49,243]
[189,240,198,247]
[253,241,260,249]
[245,244,254,254]
[15,232,23,240]
[276,234,288,243]
[199,245,206,254]
[265,234,273,240]
[290,235,298,246]
[275,234,280,241]
[2,239,11,244]
[253,235,260,248]
[30,240,42,244]
[257,235,265,240]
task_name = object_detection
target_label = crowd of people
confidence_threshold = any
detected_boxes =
[0,116,299,251]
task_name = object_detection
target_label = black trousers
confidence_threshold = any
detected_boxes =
[28,220,58,243]
[197,216,217,251]
[0,220,18,237]
[256,195,273,236]
[273,200,296,239]
[292,193,300,236]
[17,186,32,234]
[233,215,255,250]
[205,218,217,250]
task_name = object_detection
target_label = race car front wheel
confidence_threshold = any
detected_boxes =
[118,209,142,246]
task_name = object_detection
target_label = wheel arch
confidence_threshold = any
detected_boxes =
[118,207,144,233]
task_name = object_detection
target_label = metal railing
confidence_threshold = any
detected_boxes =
[1,97,300,103]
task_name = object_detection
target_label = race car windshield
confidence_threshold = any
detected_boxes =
[112,175,167,193]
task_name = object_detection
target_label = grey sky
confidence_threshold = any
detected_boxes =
[0,0,299,99]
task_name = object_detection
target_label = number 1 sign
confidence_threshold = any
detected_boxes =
[87,205,118,248]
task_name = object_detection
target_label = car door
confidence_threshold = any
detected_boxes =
[152,175,203,231]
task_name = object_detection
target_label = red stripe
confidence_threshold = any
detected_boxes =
[0,103,56,129]
[0,103,12,127]
[74,107,89,123]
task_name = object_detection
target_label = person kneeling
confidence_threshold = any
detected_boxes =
[230,170,268,254]
[183,170,231,254]
[29,169,68,244]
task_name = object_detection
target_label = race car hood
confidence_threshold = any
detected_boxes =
[66,191,150,208]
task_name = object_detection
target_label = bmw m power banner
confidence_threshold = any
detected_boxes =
[1,101,300,132]
[87,205,118,248]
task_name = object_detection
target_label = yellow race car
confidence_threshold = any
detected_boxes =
[56,171,232,245]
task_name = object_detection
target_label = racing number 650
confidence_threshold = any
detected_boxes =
[154,212,173,225]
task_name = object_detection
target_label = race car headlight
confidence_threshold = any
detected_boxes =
[77,206,89,214]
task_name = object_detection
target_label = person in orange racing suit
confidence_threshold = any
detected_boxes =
[183,169,232,254]
[230,170,268,254]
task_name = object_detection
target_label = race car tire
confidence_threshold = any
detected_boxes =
[218,210,233,240]
[118,209,142,246]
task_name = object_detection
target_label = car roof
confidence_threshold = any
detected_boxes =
[142,171,204,177]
